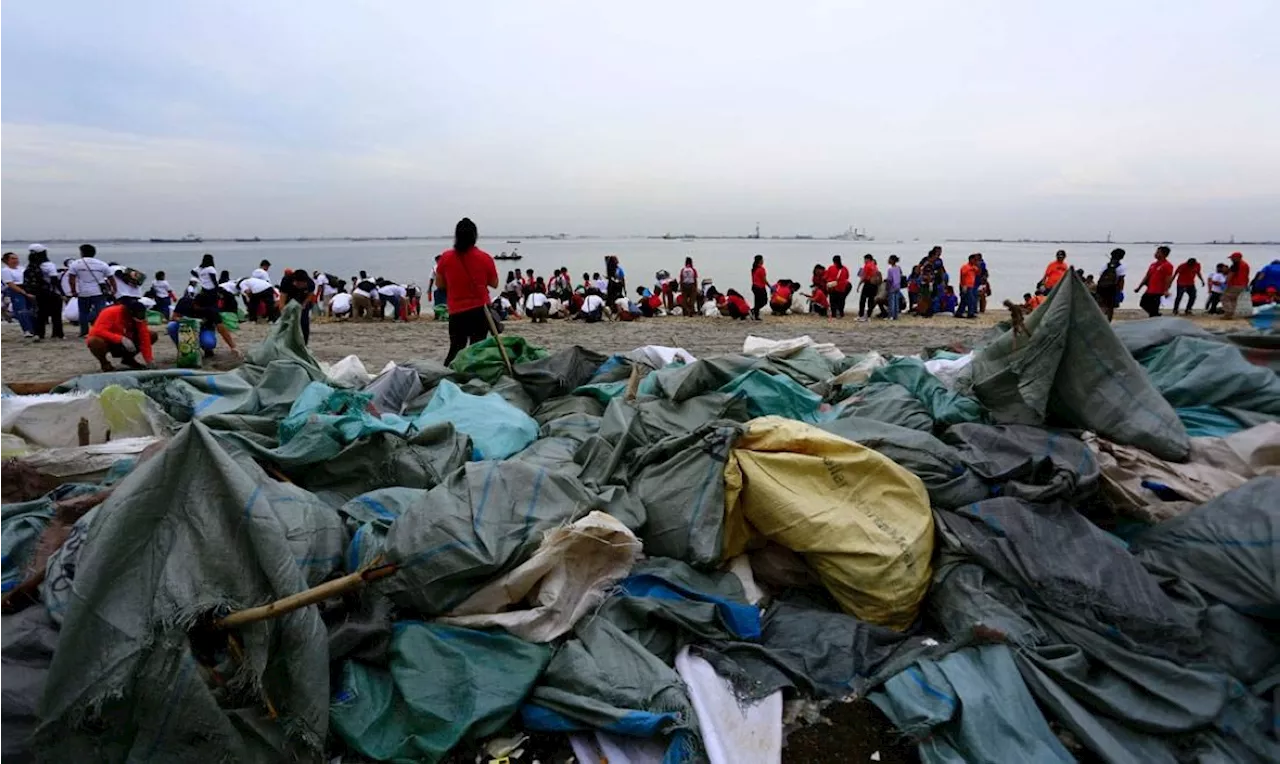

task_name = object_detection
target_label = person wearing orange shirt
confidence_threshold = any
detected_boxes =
[808,285,830,317]
[1022,292,1044,311]
[86,297,157,372]
[957,253,980,318]
[824,255,852,318]
[1136,246,1175,317]
[750,255,768,320]
[1171,257,1205,315]
[1221,251,1251,319]
[1042,250,1069,291]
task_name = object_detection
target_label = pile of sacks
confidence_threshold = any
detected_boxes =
[3,272,1278,763]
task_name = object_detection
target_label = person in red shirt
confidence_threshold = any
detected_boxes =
[769,280,792,315]
[1137,245,1175,317]
[86,297,156,372]
[856,255,881,320]
[957,254,980,319]
[1042,250,1070,292]
[723,289,751,320]
[824,255,852,318]
[809,286,830,317]
[1171,257,1205,315]
[435,218,499,364]
[1221,251,1251,319]
[750,255,768,320]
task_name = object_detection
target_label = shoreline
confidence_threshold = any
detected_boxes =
[0,309,1245,385]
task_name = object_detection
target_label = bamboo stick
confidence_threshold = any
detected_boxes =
[214,562,398,630]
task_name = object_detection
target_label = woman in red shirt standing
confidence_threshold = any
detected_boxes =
[824,256,851,318]
[435,218,499,364]
[750,255,768,320]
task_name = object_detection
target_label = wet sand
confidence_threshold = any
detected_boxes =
[0,309,1239,384]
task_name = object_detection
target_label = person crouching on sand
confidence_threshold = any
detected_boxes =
[87,297,156,372]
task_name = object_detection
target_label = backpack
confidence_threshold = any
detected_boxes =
[23,265,51,297]
[680,267,697,285]
[1097,261,1120,290]
[118,267,146,288]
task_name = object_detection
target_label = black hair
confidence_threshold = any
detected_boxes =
[80,244,97,257]
[685,257,693,266]
[752,255,764,267]
[156,270,166,279]
[592,272,600,279]
[1110,248,1126,260]
[833,255,843,265]
[454,217,478,254]
[219,270,230,283]
[260,259,271,268]
[360,270,368,278]
[199,253,215,268]
[1156,245,1171,256]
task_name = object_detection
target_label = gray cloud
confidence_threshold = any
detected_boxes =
[3,1,1278,240]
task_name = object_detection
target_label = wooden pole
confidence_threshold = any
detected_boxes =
[481,306,516,378]
[213,562,398,630]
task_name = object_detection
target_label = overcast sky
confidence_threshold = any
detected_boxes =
[4,1,1277,240]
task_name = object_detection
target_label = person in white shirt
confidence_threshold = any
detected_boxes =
[67,244,115,336]
[238,276,278,322]
[525,289,550,323]
[193,253,219,293]
[592,272,608,294]
[2,251,36,337]
[1205,263,1228,315]
[577,291,606,323]
[251,260,273,284]
[150,271,176,319]
[328,290,353,319]
[377,280,407,321]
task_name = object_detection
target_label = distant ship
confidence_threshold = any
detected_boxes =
[233,236,261,242]
[832,226,874,242]
[149,234,202,243]
[495,250,523,261]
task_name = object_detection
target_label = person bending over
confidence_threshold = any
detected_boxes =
[86,297,156,372]
[168,290,238,361]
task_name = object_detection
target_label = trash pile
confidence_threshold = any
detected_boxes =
[3,272,1278,763]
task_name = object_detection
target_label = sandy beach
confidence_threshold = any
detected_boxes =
[0,308,1239,385]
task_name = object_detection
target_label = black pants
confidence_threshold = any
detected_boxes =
[830,285,849,317]
[858,283,877,317]
[1173,285,1196,313]
[1205,292,1222,314]
[248,290,278,322]
[35,294,64,339]
[446,307,490,365]
[751,286,767,319]
[1139,293,1162,317]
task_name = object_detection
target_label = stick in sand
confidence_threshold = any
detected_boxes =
[481,306,516,377]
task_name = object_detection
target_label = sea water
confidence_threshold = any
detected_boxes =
[5,238,1273,304]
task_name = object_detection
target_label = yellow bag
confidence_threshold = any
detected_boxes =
[723,416,934,630]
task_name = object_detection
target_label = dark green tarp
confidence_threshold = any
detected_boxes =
[968,271,1191,461]
[331,622,551,763]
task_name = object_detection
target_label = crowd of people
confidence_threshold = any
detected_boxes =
[4,229,1275,372]
[1020,246,1277,322]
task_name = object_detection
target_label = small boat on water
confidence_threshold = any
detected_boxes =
[233,237,261,242]
[495,253,523,261]
[149,234,203,243]
[506,239,521,244]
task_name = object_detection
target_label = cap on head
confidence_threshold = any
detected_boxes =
[1230,252,1243,260]
[1055,250,1066,259]
[28,243,46,253]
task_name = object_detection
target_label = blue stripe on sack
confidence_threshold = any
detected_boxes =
[241,484,263,520]
[906,665,957,709]
[192,375,224,415]
[356,494,397,521]
[472,463,497,533]
[619,574,762,640]
[347,525,365,571]
[520,703,589,732]
[521,469,547,540]
[607,709,680,737]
